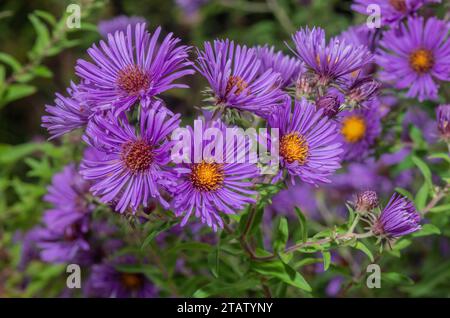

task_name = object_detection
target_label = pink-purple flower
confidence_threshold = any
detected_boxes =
[171,118,259,231]
[42,83,93,139]
[269,97,343,186]
[76,24,194,115]
[290,27,373,85]
[372,193,421,238]
[337,103,381,161]
[81,108,180,213]
[376,17,450,101]
[352,0,441,26]
[256,45,304,88]
[196,39,285,118]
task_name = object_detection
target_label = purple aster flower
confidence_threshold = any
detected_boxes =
[352,0,441,27]
[290,27,373,85]
[81,108,180,213]
[35,220,90,264]
[85,256,158,298]
[339,24,378,52]
[265,183,318,219]
[76,24,194,115]
[43,164,92,230]
[196,39,285,118]
[269,97,343,186]
[17,228,42,270]
[436,104,450,141]
[329,146,413,197]
[325,276,345,297]
[337,104,381,161]
[98,15,147,37]
[171,118,259,231]
[377,17,450,101]
[256,45,304,88]
[42,82,92,139]
[176,0,209,16]
[372,193,421,238]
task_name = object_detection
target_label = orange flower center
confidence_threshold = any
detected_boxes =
[122,140,154,173]
[190,161,224,191]
[120,273,144,290]
[409,49,434,73]
[117,65,150,95]
[389,0,407,12]
[280,132,309,164]
[226,76,249,96]
[341,115,366,143]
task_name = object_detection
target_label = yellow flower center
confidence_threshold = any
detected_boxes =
[117,65,150,95]
[226,75,250,96]
[341,115,366,143]
[121,140,154,173]
[409,49,434,73]
[190,161,225,191]
[280,132,309,164]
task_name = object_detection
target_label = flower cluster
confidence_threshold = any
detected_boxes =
[25,2,450,296]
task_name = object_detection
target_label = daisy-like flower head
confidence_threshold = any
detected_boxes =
[290,27,373,86]
[76,23,194,115]
[269,97,343,186]
[377,16,450,101]
[352,0,441,26]
[171,118,259,231]
[256,45,304,88]
[196,39,285,119]
[436,104,450,141]
[337,103,381,161]
[97,15,147,38]
[42,82,93,139]
[43,164,93,230]
[80,108,181,213]
[372,193,421,239]
[85,255,158,298]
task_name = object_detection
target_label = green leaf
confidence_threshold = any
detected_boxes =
[32,65,52,78]
[273,217,289,252]
[0,52,22,71]
[353,241,374,262]
[251,259,311,292]
[412,224,440,237]
[429,204,450,214]
[322,251,331,271]
[428,152,450,164]
[412,155,433,193]
[165,242,212,255]
[415,182,429,211]
[208,236,220,278]
[141,220,177,249]
[1,84,36,106]
[295,207,308,242]
[382,272,414,285]
[29,13,51,56]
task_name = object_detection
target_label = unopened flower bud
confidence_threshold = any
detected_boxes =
[436,104,450,141]
[316,94,341,118]
[347,77,380,106]
[355,190,379,213]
